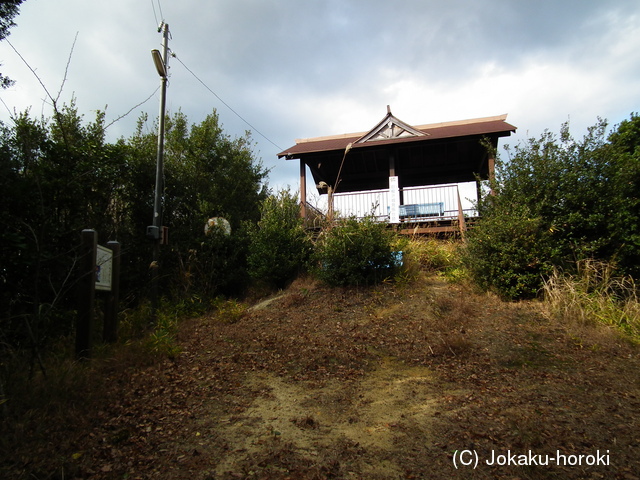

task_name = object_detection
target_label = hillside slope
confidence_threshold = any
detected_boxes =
[4,274,640,479]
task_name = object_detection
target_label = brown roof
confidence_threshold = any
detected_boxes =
[278,114,516,158]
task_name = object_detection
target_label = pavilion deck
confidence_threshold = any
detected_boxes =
[304,183,477,236]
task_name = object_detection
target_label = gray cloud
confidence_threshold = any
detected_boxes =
[2,0,639,190]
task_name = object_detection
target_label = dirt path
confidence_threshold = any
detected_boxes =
[4,275,640,479]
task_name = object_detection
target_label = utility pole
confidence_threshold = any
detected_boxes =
[149,22,169,321]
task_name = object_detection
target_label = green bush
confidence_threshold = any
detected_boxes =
[176,225,252,298]
[213,298,247,324]
[464,206,558,299]
[247,189,313,289]
[312,216,402,286]
[465,115,640,299]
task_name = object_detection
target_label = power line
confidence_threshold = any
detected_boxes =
[171,52,283,151]
[150,0,159,26]
[150,0,165,26]
[156,0,165,25]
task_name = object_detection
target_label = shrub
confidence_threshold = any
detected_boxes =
[466,115,640,299]
[247,189,313,289]
[213,298,247,324]
[463,206,558,299]
[176,225,252,298]
[312,216,401,286]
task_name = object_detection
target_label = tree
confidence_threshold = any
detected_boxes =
[0,101,128,364]
[0,103,268,365]
[604,113,640,278]
[124,109,270,299]
[466,115,640,299]
[0,0,25,88]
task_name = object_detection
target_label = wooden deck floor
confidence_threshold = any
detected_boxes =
[395,217,479,236]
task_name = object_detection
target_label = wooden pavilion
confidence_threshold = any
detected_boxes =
[277,107,516,234]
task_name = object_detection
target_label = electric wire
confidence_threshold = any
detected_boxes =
[4,36,159,133]
[150,0,159,26]
[151,0,165,27]
[171,52,283,151]
[156,0,165,25]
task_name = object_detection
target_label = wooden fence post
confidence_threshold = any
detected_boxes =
[76,229,96,359]
[103,241,121,343]
[456,187,467,240]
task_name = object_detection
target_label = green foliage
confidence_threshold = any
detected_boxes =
[467,114,640,299]
[142,309,182,359]
[127,110,268,300]
[0,1,24,41]
[0,105,268,365]
[0,104,127,356]
[174,225,252,298]
[605,113,640,279]
[247,189,313,289]
[312,216,401,286]
[213,298,247,324]
[0,0,25,88]
[464,206,557,299]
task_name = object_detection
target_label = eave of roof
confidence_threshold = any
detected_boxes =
[278,114,516,158]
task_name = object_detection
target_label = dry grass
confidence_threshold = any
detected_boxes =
[402,237,459,273]
[542,259,640,341]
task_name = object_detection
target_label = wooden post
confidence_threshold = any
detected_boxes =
[389,148,404,206]
[299,159,307,220]
[456,187,467,240]
[76,229,96,359]
[103,241,121,343]
[327,185,334,224]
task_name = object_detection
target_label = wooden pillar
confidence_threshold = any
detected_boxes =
[103,241,121,343]
[299,159,307,220]
[456,188,467,241]
[76,229,96,359]
[389,148,403,205]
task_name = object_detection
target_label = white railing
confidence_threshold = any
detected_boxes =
[332,184,477,222]
[332,187,390,220]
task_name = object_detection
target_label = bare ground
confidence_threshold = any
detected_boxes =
[3,274,640,479]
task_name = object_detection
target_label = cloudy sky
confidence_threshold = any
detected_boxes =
[1,0,639,192]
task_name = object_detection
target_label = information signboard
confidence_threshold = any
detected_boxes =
[95,245,113,292]
[389,176,400,224]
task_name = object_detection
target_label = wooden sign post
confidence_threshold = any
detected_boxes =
[76,229,97,359]
[75,230,121,358]
[103,241,121,343]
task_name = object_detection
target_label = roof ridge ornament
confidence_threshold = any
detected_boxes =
[355,107,428,144]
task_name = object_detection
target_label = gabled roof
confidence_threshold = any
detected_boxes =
[355,108,428,144]
[278,113,516,159]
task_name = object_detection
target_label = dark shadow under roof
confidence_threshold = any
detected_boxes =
[278,113,516,194]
